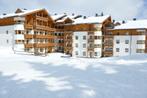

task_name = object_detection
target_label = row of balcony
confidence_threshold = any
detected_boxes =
[25,24,55,31]
[25,43,55,48]
[24,34,55,39]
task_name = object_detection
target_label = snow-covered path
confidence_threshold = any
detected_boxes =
[0,48,147,98]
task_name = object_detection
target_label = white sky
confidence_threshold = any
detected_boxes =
[0,0,146,20]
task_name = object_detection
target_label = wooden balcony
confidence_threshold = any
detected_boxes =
[56,36,64,39]
[24,34,34,39]
[25,24,33,29]
[36,25,55,31]
[88,39,94,42]
[34,35,54,39]
[36,16,48,21]
[25,44,34,48]
[57,43,64,46]
[34,43,55,48]
[88,47,94,51]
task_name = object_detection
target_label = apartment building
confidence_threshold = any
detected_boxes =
[52,14,82,53]
[64,15,112,58]
[107,19,147,57]
[1,8,147,58]
[0,8,55,55]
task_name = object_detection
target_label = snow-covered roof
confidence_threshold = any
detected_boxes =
[73,15,110,24]
[114,19,147,30]
[56,15,81,23]
[51,14,67,21]
[0,8,45,19]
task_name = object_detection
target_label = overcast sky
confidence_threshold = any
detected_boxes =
[0,0,146,20]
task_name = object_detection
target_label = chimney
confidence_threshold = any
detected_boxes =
[101,12,104,16]
[122,20,125,24]
[95,13,98,17]
[133,18,137,21]
[23,8,27,10]
[3,13,6,15]
[83,16,87,19]
[113,20,115,23]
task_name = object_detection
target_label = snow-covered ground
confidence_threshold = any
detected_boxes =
[0,47,147,98]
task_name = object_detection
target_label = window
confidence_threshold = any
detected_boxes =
[94,44,101,48]
[40,48,43,52]
[89,36,93,39]
[75,43,78,48]
[83,36,86,40]
[95,36,102,39]
[125,40,129,44]
[136,49,144,53]
[125,48,129,52]
[105,48,113,51]
[75,51,78,55]
[137,40,145,44]
[6,30,8,34]
[89,44,93,48]
[6,40,9,44]
[75,36,78,40]
[116,40,120,44]
[83,43,86,48]
[116,48,119,52]
[95,52,98,56]
[83,51,86,56]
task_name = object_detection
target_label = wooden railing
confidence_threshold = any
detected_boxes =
[25,44,34,48]
[36,16,48,21]
[24,34,34,39]
[34,35,55,39]
[34,43,55,48]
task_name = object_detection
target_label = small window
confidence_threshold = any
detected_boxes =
[83,43,86,48]
[125,48,129,52]
[6,30,9,34]
[83,51,86,56]
[75,36,78,40]
[95,52,98,56]
[75,51,78,55]
[6,40,9,44]
[89,36,93,39]
[40,48,43,52]
[116,40,120,44]
[125,40,129,44]
[83,36,86,40]
[137,40,145,44]
[116,48,119,52]
[75,43,78,48]
[136,49,144,53]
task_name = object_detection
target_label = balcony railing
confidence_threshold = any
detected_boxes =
[24,34,34,39]
[34,35,55,39]
[34,43,55,48]
[25,44,34,48]
[36,16,48,21]
[36,25,55,31]
[25,24,33,29]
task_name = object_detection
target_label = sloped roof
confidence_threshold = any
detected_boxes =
[73,15,110,24]
[51,14,67,21]
[0,8,47,19]
[56,14,82,23]
[114,19,147,30]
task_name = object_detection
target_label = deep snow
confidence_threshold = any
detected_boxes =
[0,48,147,98]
